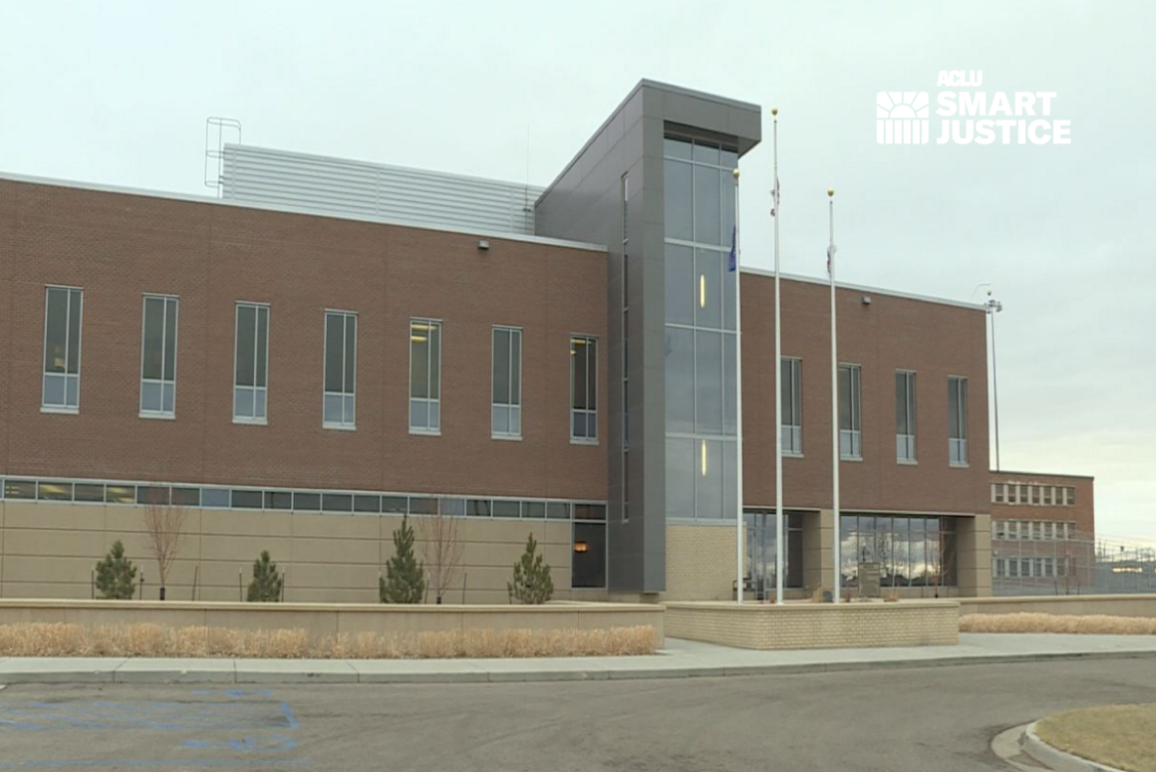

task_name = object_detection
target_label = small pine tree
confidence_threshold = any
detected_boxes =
[508,533,554,605]
[380,515,425,604]
[247,551,283,602]
[95,540,137,600]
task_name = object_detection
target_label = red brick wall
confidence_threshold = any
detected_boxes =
[0,180,608,501]
[990,472,1095,536]
[741,272,990,515]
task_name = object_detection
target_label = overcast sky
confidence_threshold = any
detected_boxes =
[2,0,1152,539]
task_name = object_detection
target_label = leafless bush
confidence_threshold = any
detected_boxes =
[960,613,1156,635]
[0,623,656,658]
[143,495,187,600]
[418,500,464,604]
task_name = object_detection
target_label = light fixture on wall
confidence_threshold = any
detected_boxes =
[574,542,589,553]
[478,239,490,251]
[861,295,872,305]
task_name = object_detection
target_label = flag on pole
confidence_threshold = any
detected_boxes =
[728,225,737,272]
[827,243,837,276]
[770,177,781,217]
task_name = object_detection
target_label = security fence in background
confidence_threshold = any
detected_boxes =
[993,529,1156,596]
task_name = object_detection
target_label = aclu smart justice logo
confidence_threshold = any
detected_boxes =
[877,71,1071,145]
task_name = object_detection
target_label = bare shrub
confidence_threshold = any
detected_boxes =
[0,623,656,659]
[418,501,464,605]
[960,613,1156,635]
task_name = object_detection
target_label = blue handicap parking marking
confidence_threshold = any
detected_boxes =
[0,688,310,768]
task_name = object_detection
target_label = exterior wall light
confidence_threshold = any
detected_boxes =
[478,239,490,251]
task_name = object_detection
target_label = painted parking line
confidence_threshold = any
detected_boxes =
[0,687,309,768]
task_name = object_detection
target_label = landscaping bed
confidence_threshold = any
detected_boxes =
[0,622,656,659]
[1036,704,1156,772]
[961,613,1156,635]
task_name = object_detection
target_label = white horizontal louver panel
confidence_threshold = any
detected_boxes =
[222,145,540,235]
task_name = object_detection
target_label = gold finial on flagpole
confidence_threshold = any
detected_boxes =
[733,169,740,180]
[827,187,835,198]
[771,107,778,117]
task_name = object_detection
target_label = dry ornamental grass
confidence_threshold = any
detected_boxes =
[0,623,656,659]
[1036,704,1156,772]
[960,613,1156,635]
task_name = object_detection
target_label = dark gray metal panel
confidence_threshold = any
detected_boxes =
[536,80,761,595]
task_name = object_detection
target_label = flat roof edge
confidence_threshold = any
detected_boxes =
[0,171,606,253]
[740,266,984,311]
[991,470,1096,481]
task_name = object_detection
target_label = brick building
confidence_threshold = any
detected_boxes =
[989,471,1096,595]
[0,80,997,603]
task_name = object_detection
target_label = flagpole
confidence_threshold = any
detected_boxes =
[733,168,744,605]
[772,108,784,605]
[828,187,841,604]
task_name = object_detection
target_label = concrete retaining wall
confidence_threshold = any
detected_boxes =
[0,599,664,647]
[664,600,958,650]
[960,594,1156,618]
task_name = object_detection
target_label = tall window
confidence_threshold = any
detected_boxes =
[42,286,83,412]
[571,336,597,442]
[140,295,178,418]
[839,364,862,459]
[234,303,269,423]
[948,376,968,465]
[409,319,441,433]
[664,135,739,523]
[492,326,522,437]
[781,358,803,455]
[323,311,357,429]
[896,370,917,462]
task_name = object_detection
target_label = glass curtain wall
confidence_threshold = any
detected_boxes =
[663,135,739,520]
[840,514,958,588]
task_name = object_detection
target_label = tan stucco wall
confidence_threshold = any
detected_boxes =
[0,502,573,604]
[664,600,959,650]
[0,599,663,647]
[960,595,1156,618]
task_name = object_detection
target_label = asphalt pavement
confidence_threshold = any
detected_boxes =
[2,658,1155,771]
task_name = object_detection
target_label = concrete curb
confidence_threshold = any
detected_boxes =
[1023,721,1128,772]
[1,648,1155,686]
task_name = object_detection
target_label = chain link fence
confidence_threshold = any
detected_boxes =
[993,529,1156,596]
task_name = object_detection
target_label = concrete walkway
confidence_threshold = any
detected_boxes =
[2,633,1155,685]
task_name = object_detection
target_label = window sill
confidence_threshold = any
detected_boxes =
[840,455,863,463]
[410,428,442,437]
[323,423,357,432]
[783,451,804,459]
[492,434,523,442]
[139,412,176,421]
[950,462,970,469]
[41,406,79,415]
[233,417,268,426]
[570,438,599,446]
[897,458,918,466]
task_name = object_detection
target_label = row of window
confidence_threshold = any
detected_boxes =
[994,557,1075,579]
[992,483,1077,506]
[994,519,1078,541]
[838,514,959,587]
[40,288,599,443]
[784,361,970,466]
[0,476,608,521]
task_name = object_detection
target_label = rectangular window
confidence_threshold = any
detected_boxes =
[896,371,917,461]
[993,483,1005,503]
[571,336,597,442]
[948,376,968,465]
[1065,487,1076,505]
[140,295,179,418]
[234,302,270,423]
[995,559,1006,578]
[1008,558,1020,577]
[838,364,861,459]
[492,326,522,437]
[409,319,442,433]
[42,286,83,411]
[781,358,802,454]
[994,520,1006,540]
[323,311,357,428]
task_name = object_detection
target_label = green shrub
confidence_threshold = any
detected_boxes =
[246,551,283,602]
[95,540,137,600]
[380,515,425,604]
[508,533,554,604]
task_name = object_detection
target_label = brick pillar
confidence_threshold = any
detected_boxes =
[956,514,992,597]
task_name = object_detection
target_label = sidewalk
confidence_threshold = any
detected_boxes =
[2,633,1155,685]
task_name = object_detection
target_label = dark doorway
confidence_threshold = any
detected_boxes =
[571,522,606,589]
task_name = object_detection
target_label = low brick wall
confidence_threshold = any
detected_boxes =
[664,600,958,650]
[960,595,1156,618]
[0,599,664,648]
